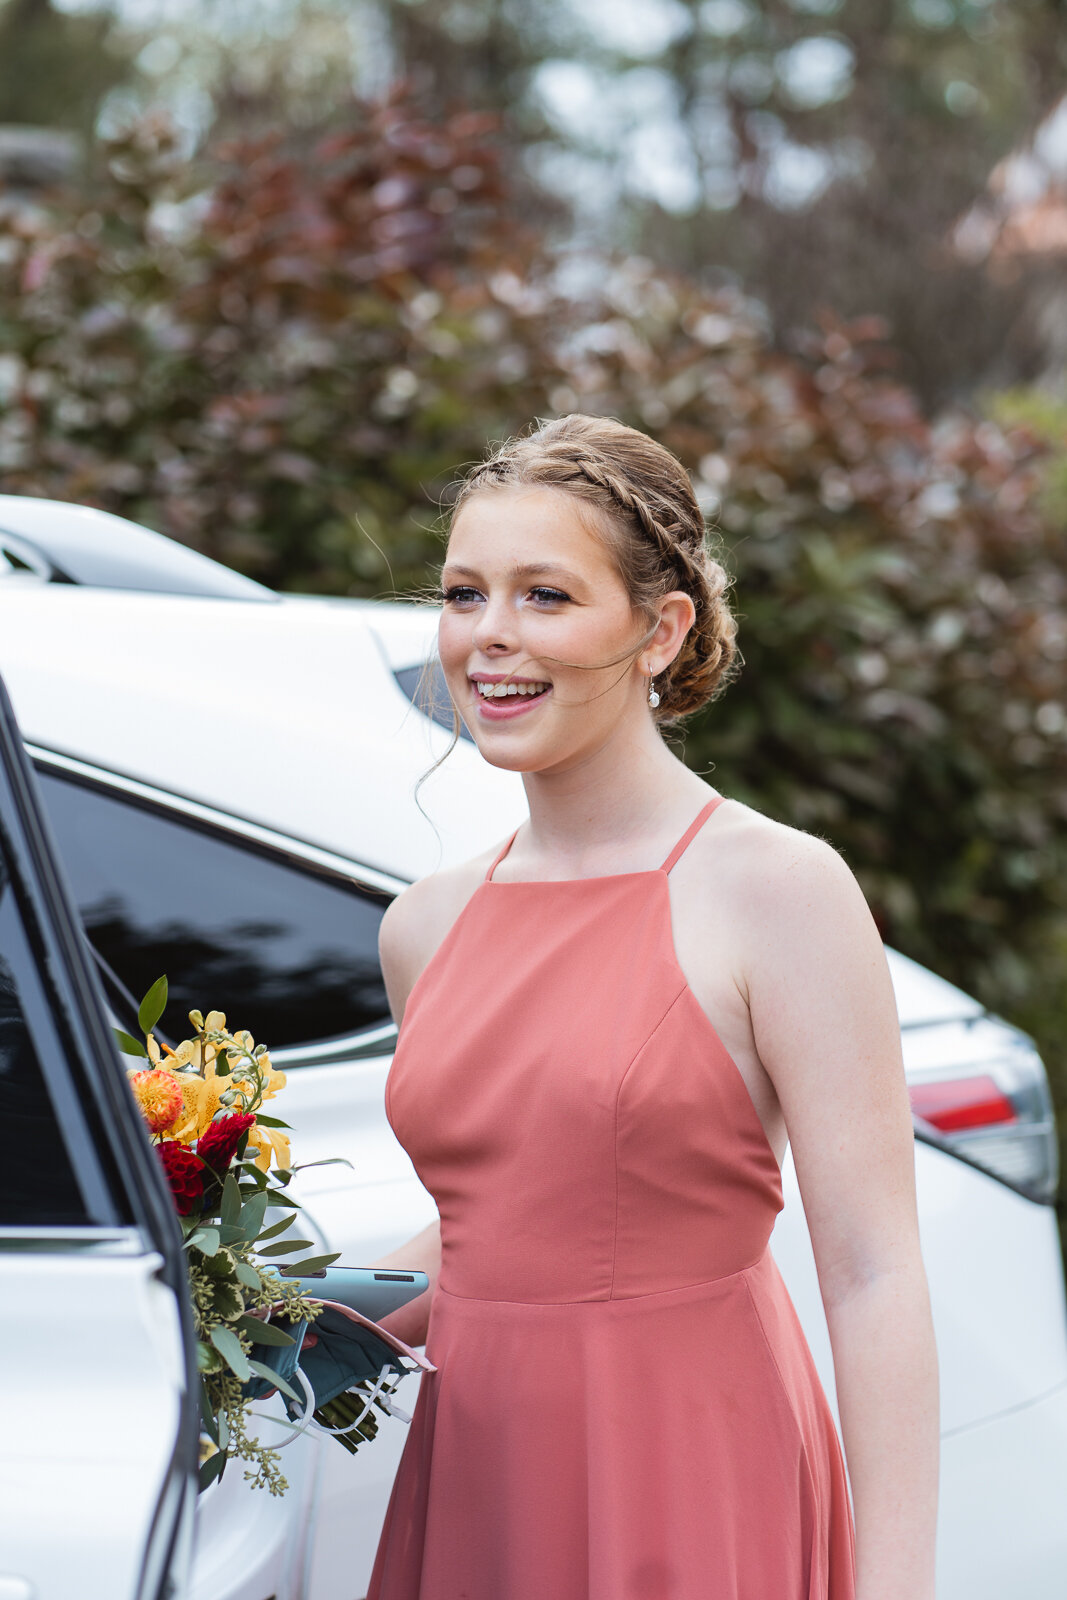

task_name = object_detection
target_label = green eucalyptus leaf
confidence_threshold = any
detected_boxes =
[257,1238,315,1257]
[257,1212,297,1242]
[234,1261,262,1291]
[238,1314,296,1347]
[137,975,169,1037]
[210,1325,252,1382]
[247,1359,301,1403]
[285,1158,353,1174]
[115,1029,147,1058]
[199,1450,226,1493]
[198,1378,219,1445]
[220,1175,241,1228]
[188,1226,220,1257]
[288,1251,341,1275]
[240,1191,269,1241]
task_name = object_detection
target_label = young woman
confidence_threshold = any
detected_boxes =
[367,415,939,1600]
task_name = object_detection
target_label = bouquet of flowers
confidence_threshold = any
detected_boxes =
[119,975,423,1494]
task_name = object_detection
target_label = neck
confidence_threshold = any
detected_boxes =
[516,716,709,873]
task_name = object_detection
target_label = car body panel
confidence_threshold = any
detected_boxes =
[772,1137,1067,1434]
[937,1380,1067,1598]
[0,587,528,882]
[0,1242,187,1600]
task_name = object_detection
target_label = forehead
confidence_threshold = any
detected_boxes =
[446,485,616,572]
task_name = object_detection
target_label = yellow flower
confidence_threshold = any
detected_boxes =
[168,1072,221,1144]
[245,1122,291,1173]
[127,1067,183,1135]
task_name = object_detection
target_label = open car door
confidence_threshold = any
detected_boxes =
[0,670,197,1600]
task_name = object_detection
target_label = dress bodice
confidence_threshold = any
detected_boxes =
[385,798,784,1304]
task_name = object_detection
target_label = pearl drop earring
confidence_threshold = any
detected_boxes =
[648,674,660,710]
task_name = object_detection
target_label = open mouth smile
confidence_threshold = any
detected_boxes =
[470,677,552,719]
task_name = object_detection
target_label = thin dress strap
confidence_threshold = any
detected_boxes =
[660,796,726,875]
[485,829,520,883]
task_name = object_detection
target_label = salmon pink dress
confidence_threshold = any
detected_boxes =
[368,796,856,1600]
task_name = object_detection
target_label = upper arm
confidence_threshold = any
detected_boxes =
[379,866,480,1027]
[741,832,918,1305]
[379,880,435,1028]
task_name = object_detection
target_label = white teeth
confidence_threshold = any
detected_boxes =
[474,680,549,698]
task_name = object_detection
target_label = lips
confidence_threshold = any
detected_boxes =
[470,678,552,721]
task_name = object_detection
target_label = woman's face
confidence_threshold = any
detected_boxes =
[438,486,649,775]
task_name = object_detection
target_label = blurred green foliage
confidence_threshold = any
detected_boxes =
[0,0,128,138]
[1,94,1065,1214]
[991,389,1067,529]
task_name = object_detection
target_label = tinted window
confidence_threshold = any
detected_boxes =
[38,773,391,1052]
[0,853,87,1224]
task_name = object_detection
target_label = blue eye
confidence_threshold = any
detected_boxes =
[441,585,482,606]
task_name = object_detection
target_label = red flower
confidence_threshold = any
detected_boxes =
[197,1112,255,1173]
[157,1140,204,1216]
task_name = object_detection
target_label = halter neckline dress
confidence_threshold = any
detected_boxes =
[368,795,856,1600]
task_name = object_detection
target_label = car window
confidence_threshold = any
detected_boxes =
[0,848,90,1224]
[38,771,392,1054]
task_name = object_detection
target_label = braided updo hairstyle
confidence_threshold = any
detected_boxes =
[450,414,738,723]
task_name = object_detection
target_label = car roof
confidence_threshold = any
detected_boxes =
[0,494,277,601]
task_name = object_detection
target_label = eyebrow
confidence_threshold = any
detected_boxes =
[442,562,584,582]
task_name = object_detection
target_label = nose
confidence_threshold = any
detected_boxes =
[469,589,517,656]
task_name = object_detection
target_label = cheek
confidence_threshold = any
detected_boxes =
[437,612,469,671]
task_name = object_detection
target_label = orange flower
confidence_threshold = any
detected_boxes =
[128,1067,184,1135]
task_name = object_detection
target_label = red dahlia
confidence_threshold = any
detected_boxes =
[197,1112,255,1173]
[156,1140,204,1215]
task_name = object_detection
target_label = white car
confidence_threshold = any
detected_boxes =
[2,498,1067,1600]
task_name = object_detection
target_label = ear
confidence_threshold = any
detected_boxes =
[644,590,696,676]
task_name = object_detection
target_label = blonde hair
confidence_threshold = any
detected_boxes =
[450,414,737,722]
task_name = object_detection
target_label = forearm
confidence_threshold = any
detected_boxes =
[369,1218,441,1347]
[824,1260,940,1600]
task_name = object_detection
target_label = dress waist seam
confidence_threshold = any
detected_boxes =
[436,1252,769,1309]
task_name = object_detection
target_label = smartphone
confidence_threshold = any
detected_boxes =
[279,1264,429,1322]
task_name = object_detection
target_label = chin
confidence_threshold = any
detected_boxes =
[470,739,545,774]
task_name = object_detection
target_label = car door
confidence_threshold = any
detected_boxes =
[0,672,197,1600]
[20,741,428,1599]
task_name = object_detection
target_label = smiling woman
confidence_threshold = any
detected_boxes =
[367,414,939,1600]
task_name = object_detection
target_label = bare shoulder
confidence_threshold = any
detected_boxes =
[378,839,503,1024]
[713,799,863,907]
[702,799,881,984]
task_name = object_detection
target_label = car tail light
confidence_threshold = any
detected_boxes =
[908,1042,1059,1202]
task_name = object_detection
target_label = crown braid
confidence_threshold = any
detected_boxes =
[452,416,737,722]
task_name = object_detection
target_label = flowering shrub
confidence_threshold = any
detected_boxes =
[3,89,1065,1189]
